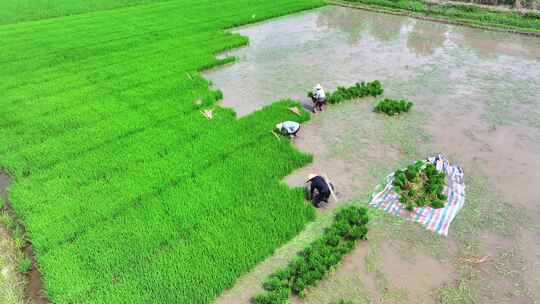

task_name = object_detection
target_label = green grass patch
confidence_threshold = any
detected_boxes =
[0,0,326,302]
[16,255,32,275]
[342,0,540,33]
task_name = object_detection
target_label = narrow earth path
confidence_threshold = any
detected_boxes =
[0,172,49,304]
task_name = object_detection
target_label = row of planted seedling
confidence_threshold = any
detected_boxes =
[307,81,413,116]
[251,205,369,304]
[307,80,384,104]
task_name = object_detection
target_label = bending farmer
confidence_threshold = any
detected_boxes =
[276,121,300,138]
[306,174,332,208]
[311,84,327,112]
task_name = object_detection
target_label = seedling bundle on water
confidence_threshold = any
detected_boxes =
[374,98,413,115]
[393,161,448,211]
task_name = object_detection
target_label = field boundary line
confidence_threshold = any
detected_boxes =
[0,172,50,303]
[327,0,540,37]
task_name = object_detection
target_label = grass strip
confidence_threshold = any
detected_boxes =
[334,0,540,35]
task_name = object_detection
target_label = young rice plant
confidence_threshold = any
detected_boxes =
[0,0,326,303]
[393,161,448,211]
[252,205,369,303]
[307,81,384,105]
[374,98,413,115]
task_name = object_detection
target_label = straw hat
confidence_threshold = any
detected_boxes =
[275,123,283,130]
[305,173,318,182]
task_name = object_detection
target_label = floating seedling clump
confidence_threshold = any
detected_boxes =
[307,80,384,105]
[374,98,413,115]
[392,161,447,211]
[252,206,369,303]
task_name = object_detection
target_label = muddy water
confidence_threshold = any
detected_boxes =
[206,5,540,304]
[206,4,540,213]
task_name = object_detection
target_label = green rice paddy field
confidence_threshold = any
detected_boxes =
[0,0,325,302]
[0,0,167,25]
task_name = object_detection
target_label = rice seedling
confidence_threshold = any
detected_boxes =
[0,0,175,25]
[392,161,447,211]
[16,255,32,274]
[0,1,326,302]
[11,227,26,251]
[252,206,369,303]
[0,211,16,231]
[374,98,413,116]
[307,81,384,105]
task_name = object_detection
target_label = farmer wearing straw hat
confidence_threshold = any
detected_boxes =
[311,84,327,112]
[306,174,331,208]
[275,121,300,138]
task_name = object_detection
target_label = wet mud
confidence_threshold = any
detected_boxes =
[290,241,453,304]
[284,101,402,207]
[0,172,50,304]
[375,242,454,303]
[206,5,540,303]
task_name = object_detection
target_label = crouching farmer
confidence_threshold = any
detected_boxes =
[276,121,300,138]
[306,174,332,208]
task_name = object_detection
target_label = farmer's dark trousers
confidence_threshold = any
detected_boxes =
[313,191,330,207]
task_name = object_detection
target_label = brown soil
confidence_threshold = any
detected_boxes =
[289,240,454,304]
[423,94,540,301]
[520,229,540,301]
[284,102,402,210]
[376,242,454,303]
[0,172,50,304]
[289,243,377,304]
[0,173,10,197]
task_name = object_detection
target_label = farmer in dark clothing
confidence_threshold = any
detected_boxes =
[306,174,331,207]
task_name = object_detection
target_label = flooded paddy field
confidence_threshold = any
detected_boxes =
[206,5,540,304]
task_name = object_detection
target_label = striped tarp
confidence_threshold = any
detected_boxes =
[368,155,465,236]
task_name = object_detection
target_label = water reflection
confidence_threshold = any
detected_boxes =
[316,6,409,44]
[366,13,409,43]
[204,6,540,117]
[407,20,448,57]
[315,5,367,44]
[450,27,540,61]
